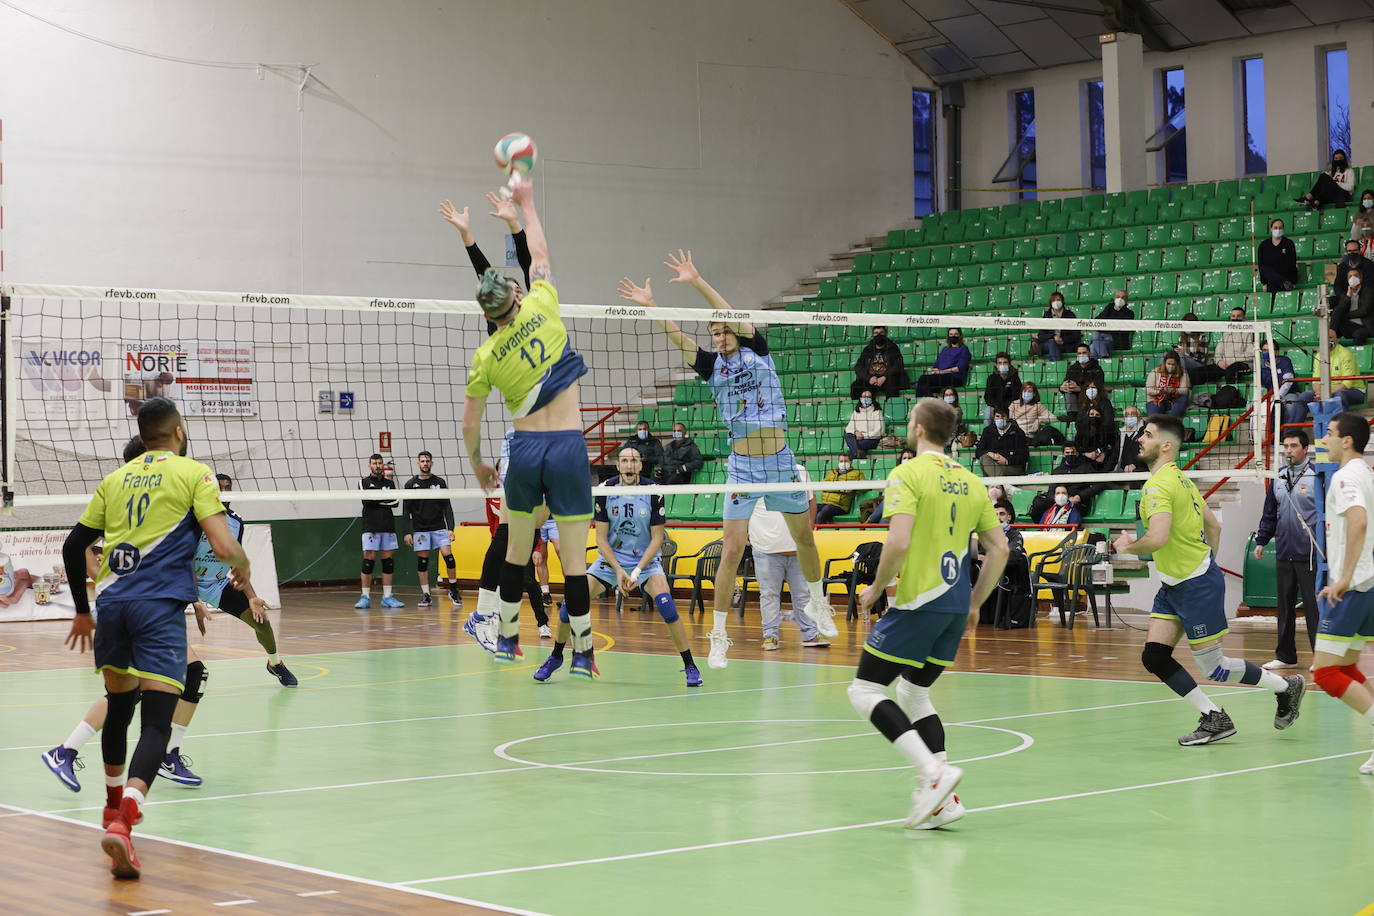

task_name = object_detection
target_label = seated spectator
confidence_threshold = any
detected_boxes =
[1193,304,1253,384]
[1038,484,1083,527]
[1059,343,1105,419]
[1332,238,1374,302]
[1145,353,1190,417]
[986,482,1020,506]
[850,326,907,398]
[624,420,664,479]
[993,500,1025,558]
[1172,313,1211,376]
[866,448,915,522]
[1294,150,1354,209]
[1334,267,1374,344]
[1260,341,1300,431]
[662,422,704,485]
[1074,403,1120,470]
[1114,406,1146,474]
[913,329,971,396]
[1357,188,1374,231]
[1291,327,1367,426]
[815,455,867,524]
[1353,205,1374,258]
[941,387,969,449]
[1028,444,1107,519]
[981,498,1032,628]
[1090,290,1134,358]
[1035,293,1081,361]
[1080,383,1114,421]
[1010,381,1065,446]
[843,391,886,458]
[983,352,1021,425]
[1256,219,1298,293]
[975,409,1029,478]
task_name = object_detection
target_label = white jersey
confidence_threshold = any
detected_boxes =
[1325,459,1374,592]
[748,465,811,554]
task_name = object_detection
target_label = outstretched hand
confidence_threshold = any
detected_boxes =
[617,277,656,308]
[664,249,700,284]
[509,173,534,207]
[438,201,470,235]
[486,191,519,229]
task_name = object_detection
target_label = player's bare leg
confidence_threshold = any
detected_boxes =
[708,518,750,669]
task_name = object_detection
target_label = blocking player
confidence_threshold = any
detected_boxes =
[851,398,1007,829]
[462,173,596,674]
[535,447,702,687]
[357,453,404,610]
[1114,415,1305,746]
[402,451,461,609]
[61,398,249,878]
[1311,413,1374,775]
[621,253,839,669]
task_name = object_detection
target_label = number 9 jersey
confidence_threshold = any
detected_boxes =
[464,281,588,419]
[78,450,226,604]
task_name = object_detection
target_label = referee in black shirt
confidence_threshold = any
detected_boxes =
[403,450,459,608]
[357,454,403,609]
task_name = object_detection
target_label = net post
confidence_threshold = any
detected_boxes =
[1316,283,1331,400]
[0,291,12,515]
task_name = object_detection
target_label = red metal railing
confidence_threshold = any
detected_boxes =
[581,405,624,465]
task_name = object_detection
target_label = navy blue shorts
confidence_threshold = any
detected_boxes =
[93,597,190,690]
[864,609,966,668]
[1316,586,1374,655]
[1150,561,1229,644]
[506,430,594,521]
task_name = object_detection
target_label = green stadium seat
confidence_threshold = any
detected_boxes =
[891,250,913,270]
[1149,274,1176,297]
[910,247,933,268]
[1313,234,1341,258]
[1114,251,1138,273]
[1147,225,1170,246]
[1180,200,1206,221]
[1169,223,1193,244]
[1137,248,1163,271]
[1292,210,1319,234]
[1184,245,1209,268]
[1204,198,1231,219]
[1192,221,1219,243]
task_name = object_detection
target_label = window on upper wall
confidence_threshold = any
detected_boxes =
[1161,68,1187,183]
[1240,57,1266,175]
[1321,47,1351,160]
[913,89,936,217]
[1013,89,1037,200]
[1085,80,1106,190]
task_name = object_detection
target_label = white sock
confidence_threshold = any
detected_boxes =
[1259,669,1289,692]
[477,588,498,615]
[382,585,393,598]
[125,786,146,808]
[360,588,371,597]
[168,723,187,754]
[421,584,430,595]
[712,611,728,635]
[105,773,123,788]
[807,580,826,606]
[267,654,282,665]
[1182,687,1221,714]
[892,730,939,780]
[64,720,97,751]
[499,598,522,638]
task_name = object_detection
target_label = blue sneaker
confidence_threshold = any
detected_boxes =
[354,595,372,609]
[267,660,298,687]
[158,751,202,787]
[533,654,564,682]
[494,635,524,664]
[380,595,405,609]
[464,612,498,653]
[684,664,703,688]
[40,746,82,792]
[569,651,600,680]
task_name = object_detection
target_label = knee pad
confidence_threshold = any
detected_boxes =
[564,576,590,618]
[1315,665,1355,698]
[654,592,679,624]
[380,556,395,575]
[443,552,457,573]
[416,555,429,573]
[1141,641,1180,678]
[1192,644,1245,683]
[181,660,208,704]
[361,558,376,575]
[847,678,887,718]
[895,678,935,720]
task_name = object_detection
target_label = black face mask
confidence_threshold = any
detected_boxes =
[1062,454,1081,467]
[1334,159,1348,170]
[947,337,960,346]
[873,331,886,340]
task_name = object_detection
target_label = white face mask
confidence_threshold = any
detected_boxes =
[860,397,873,407]
[1021,391,1033,402]
[1113,297,1125,308]
[838,462,850,472]
[944,395,957,405]
[673,430,684,440]
[1363,199,1374,209]
[1351,277,1363,288]
[1271,228,1284,240]
[995,418,1007,430]
[1086,387,1098,400]
[1125,416,1139,429]
[997,364,1009,375]
[1054,493,1069,507]
[1051,301,1063,311]
[1077,354,1089,364]
[637,429,648,440]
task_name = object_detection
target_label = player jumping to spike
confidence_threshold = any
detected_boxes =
[621,252,838,669]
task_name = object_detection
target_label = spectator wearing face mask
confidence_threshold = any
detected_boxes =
[1333,267,1374,345]
[1010,381,1065,446]
[1036,293,1080,361]
[815,455,868,524]
[1295,149,1354,209]
[1171,313,1211,377]
[1038,485,1083,527]
[1256,219,1298,293]
[1332,238,1374,302]
[975,408,1029,477]
[1260,342,1301,431]
[940,387,968,448]
[1196,305,1253,385]
[623,420,665,479]
[1028,445,1107,519]
[661,423,704,485]
[913,328,971,396]
[851,326,906,399]
[1090,290,1135,358]
[843,390,886,459]
[982,352,1022,425]
[1059,343,1105,419]
[1074,403,1119,470]
[1114,406,1146,475]
[993,500,1025,558]
[1146,353,1191,417]
[1352,193,1374,256]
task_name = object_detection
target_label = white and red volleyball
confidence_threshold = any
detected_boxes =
[493,132,537,175]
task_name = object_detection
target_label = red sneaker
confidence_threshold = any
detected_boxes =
[102,805,143,828]
[101,819,141,879]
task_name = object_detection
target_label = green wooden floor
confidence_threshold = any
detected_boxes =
[4,645,1372,915]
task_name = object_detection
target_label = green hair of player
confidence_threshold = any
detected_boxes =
[476,268,515,319]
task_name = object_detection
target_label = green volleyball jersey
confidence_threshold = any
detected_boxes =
[464,281,588,418]
[883,452,999,612]
[78,450,226,602]
[1140,460,1211,584]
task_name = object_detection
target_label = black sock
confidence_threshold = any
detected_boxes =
[680,650,695,666]
[552,641,566,657]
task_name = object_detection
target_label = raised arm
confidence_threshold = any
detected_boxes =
[618,276,701,363]
[486,191,533,288]
[510,176,551,286]
[665,249,754,337]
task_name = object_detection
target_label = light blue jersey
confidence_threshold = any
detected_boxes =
[692,331,787,443]
[594,476,666,566]
[194,506,245,605]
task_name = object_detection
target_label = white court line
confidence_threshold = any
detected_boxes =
[297,889,339,897]
[399,748,1371,886]
[0,801,555,916]
[127,910,172,915]
[212,901,256,908]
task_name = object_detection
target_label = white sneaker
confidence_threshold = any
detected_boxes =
[904,763,964,829]
[539,625,552,639]
[1360,751,1374,776]
[811,601,839,638]
[707,631,732,669]
[1262,659,1298,670]
[913,794,965,830]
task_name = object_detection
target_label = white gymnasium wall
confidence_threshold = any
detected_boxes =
[958,21,1374,209]
[0,0,929,524]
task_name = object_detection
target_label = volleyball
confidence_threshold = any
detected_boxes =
[493,132,537,175]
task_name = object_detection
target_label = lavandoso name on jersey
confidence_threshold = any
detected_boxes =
[491,312,547,361]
